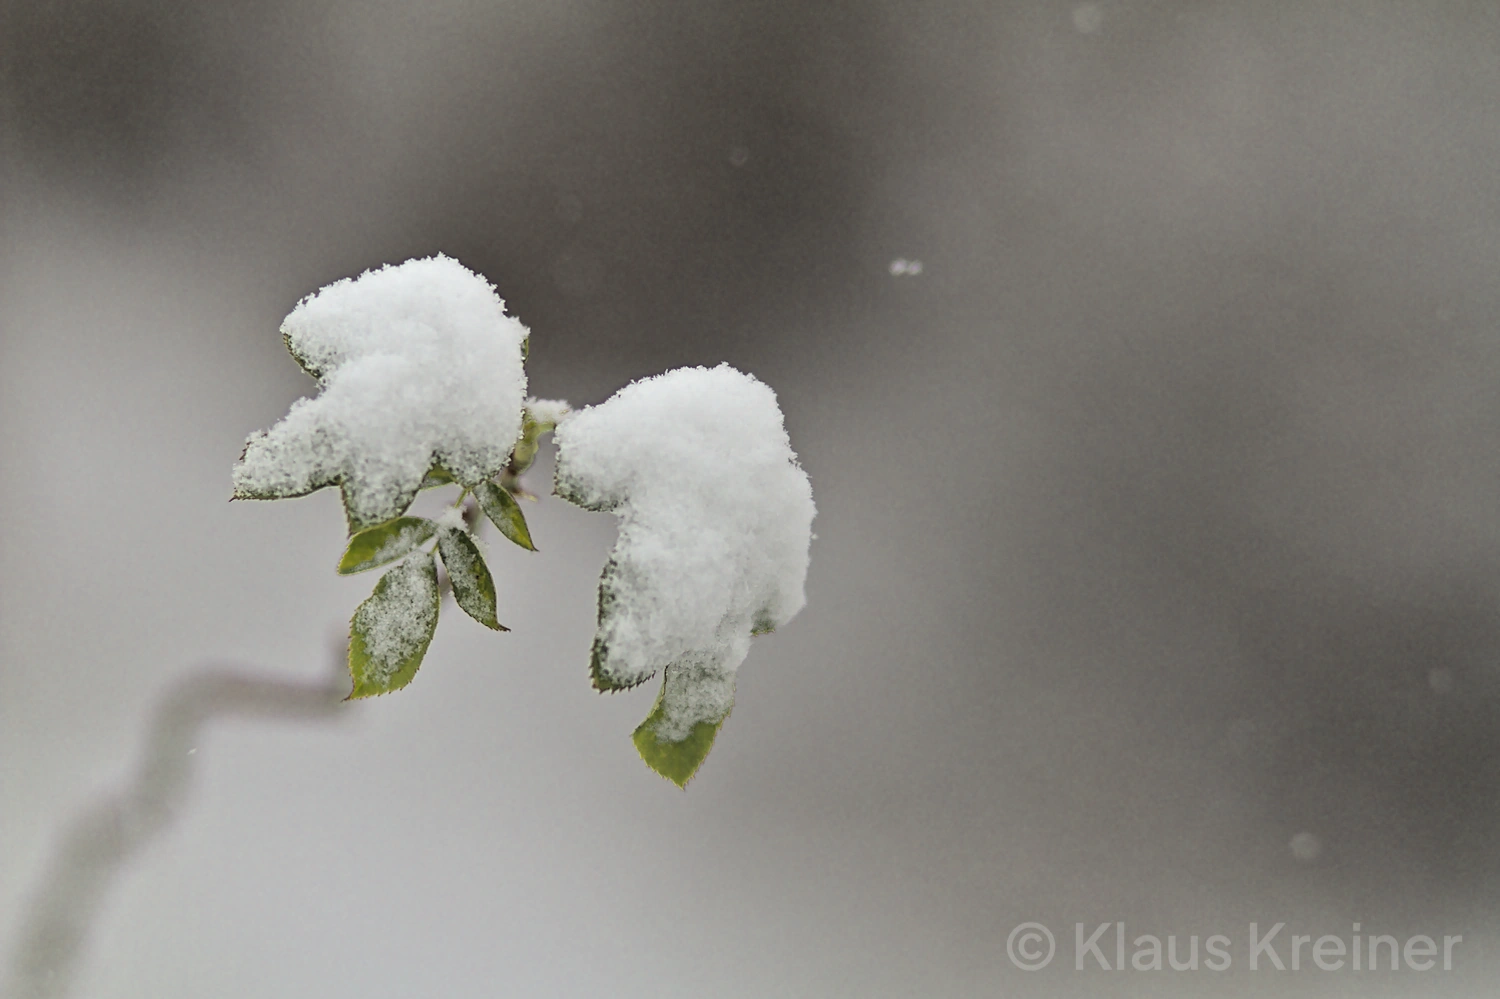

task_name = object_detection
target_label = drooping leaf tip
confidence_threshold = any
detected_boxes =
[631,718,724,788]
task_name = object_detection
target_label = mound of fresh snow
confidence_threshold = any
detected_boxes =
[554,364,815,737]
[233,255,529,529]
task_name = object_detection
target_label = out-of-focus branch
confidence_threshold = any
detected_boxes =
[4,654,350,999]
[8,491,501,998]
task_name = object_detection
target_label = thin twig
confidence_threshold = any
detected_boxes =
[4,651,349,999]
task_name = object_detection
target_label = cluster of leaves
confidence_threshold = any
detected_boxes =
[339,412,551,698]
[234,270,808,788]
[332,419,739,788]
[321,409,734,787]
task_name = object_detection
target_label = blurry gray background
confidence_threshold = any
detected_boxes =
[4,1,1500,995]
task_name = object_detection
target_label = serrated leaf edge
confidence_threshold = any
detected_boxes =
[630,672,732,788]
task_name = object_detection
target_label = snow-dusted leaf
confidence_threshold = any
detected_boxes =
[631,660,736,787]
[475,480,536,551]
[436,527,505,630]
[232,255,530,532]
[348,551,440,698]
[554,364,815,696]
[586,560,638,691]
[510,420,544,478]
[231,429,343,501]
[337,516,437,574]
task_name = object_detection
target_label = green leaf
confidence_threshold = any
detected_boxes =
[634,716,723,788]
[338,516,437,574]
[437,528,506,630]
[475,480,536,551]
[420,464,455,489]
[631,662,736,788]
[348,551,440,698]
[509,408,558,476]
[510,432,541,477]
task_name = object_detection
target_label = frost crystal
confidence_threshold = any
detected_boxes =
[554,364,815,710]
[233,255,529,530]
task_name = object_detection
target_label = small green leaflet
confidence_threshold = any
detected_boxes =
[420,464,456,489]
[633,713,724,788]
[475,481,536,551]
[338,517,437,574]
[631,662,736,787]
[437,528,506,630]
[348,551,440,698]
[510,407,558,476]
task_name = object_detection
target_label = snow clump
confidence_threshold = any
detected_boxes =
[233,255,529,529]
[554,363,815,738]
